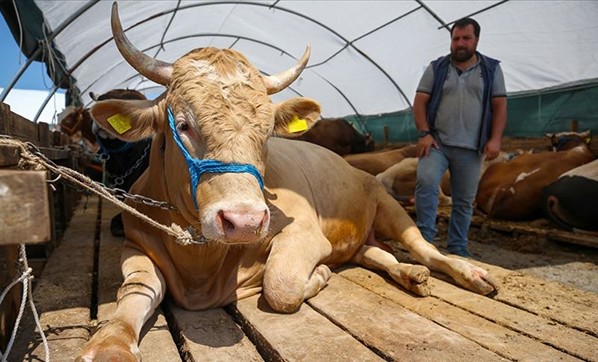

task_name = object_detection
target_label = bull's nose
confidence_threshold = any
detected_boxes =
[218,209,269,242]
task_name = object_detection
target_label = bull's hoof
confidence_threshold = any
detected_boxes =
[389,264,431,297]
[76,320,140,362]
[76,345,138,362]
[449,259,500,296]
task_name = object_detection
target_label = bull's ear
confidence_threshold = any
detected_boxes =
[90,99,162,142]
[273,97,321,138]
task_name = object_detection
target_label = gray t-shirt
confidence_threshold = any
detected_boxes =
[417,58,506,150]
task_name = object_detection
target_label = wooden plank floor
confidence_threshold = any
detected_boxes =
[10,196,598,361]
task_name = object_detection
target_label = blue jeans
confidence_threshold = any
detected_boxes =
[415,144,482,253]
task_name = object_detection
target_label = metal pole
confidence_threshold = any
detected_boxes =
[0,1,100,104]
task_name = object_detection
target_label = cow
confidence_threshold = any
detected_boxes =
[343,144,418,175]
[76,4,498,360]
[58,105,100,153]
[293,117,374,155]
[375,152,513,206]
[59,89,152,236]
[375,157,452,206]
[542,159,598,231]
[476,132,595,220]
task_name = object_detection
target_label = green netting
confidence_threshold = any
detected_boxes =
[346,83,598,144]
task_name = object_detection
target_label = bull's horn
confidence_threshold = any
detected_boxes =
[263,45,311,95]
[111,2,172,85]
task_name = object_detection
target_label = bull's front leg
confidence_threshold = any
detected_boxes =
[263,227,333,313]
[76,243,166,361]
[375,193,499,295]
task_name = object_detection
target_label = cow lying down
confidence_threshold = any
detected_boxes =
[543,159,598,231]
[77,4,498,360]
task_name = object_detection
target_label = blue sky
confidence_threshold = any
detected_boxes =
[0,15,54,90]
[1,15,66,124]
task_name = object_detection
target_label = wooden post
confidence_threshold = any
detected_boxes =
[570,119,578,132]
[0,170,51,245]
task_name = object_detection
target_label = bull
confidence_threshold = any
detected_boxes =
[77,3,498,360]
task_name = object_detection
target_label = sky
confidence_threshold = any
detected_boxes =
[0,14,66,126]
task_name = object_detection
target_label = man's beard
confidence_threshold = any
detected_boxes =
[452,48,475,62]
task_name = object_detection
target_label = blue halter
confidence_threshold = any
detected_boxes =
[167,107,264,208]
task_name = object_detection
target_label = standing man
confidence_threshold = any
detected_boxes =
[413,17,507,257]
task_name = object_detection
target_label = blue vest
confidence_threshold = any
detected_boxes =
[427,52,500,152]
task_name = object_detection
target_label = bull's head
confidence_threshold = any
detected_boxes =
[90,2,321,244]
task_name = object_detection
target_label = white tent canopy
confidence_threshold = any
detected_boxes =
[6,0,598,119]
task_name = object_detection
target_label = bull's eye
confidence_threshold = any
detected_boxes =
[176,121,189,132]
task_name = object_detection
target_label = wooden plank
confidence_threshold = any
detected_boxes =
[308,273,504,362]
[465,259,598,336]
[232,293,382,361]
[546,229,598,248]
[168,303,263,361]
[0,142,72,167]
[0,170,51,245]
[453,207,598,249]
[338,266,580,362]
[0,245,21,350]
[11,197,97,361]
[0,102,12,135]
[0,104,39,143]
[39,146,72,161]
[430,278,595,361]
[0,145,20,167]
[38,122,52,148]
[97,201,181,361]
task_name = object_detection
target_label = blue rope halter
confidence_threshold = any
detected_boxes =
[167,107,264,208]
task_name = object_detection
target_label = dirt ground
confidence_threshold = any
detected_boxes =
[431,217,598,294]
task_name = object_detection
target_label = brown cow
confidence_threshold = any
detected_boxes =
[375,157,452,205]
[476,132,595,220]
[58,89,147,151]
[59,89,152,236]
[76,4,498,360]
[375,152,512,206]
[343,144,418,175]
[293,117,374,155]
[58,105,99,152]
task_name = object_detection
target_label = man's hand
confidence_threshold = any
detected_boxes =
[417,134,438,158]
[483,138,501,160]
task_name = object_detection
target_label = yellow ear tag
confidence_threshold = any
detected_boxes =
[107,114,132,134]
[288,115,308,133]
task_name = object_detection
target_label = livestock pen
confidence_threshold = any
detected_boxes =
[1,102,597,361]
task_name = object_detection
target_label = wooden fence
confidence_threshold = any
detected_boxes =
[0,101,86,352]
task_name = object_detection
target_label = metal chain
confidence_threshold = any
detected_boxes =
[110,142,151,187]
[107,187,177,211]
[1,136,198,245]
[23,141,177,211]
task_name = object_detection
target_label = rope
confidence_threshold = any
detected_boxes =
[0,137,195,245]
[0,245,50,362]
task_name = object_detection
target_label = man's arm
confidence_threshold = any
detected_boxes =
[484,96,507,160]
[413,92,437,158]
[413,92,431,132]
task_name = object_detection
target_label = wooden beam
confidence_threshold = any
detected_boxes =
[0,103,39,144]
[11,197,98,360]
[0,170,51,245]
